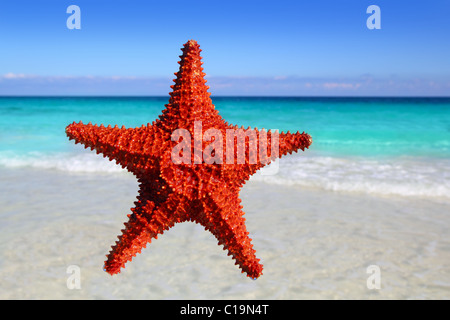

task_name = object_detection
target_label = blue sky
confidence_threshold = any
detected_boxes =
[0,0,449,96]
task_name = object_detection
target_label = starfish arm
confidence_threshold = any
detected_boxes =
[104,204,157,275]
[278,131,313,157]
[104,194,184,275]
[197,191,263,279]
[222,128,313,186]
[66,121,160,173]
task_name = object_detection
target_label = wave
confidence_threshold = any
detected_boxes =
[252,154,450,199]
[0,151,124,173]
[1,150,449,199]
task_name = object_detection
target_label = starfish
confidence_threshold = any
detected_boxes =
[66,40,312,279]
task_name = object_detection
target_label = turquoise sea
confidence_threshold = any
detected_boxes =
[1,96,450,199]
[1,96,450,299]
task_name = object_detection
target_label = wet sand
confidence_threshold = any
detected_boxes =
[0,167,449,299]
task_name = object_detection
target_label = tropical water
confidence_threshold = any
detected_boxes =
[1,96,450,199]
[1,96,450,299]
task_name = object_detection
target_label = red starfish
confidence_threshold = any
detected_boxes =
[66,40,312,279]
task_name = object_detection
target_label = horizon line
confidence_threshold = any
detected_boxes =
[1,95,449,99]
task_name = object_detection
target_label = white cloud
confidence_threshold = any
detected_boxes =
[0,74,448,96]
[323,82,362,89]
[2,73,30,79]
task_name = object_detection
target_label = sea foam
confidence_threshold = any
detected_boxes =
[253,153,450,199]
[1,150,449,199]
[0,151,124,173]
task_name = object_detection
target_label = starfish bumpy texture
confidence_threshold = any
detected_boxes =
[66,40,312,279]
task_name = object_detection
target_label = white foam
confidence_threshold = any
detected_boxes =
[2,150,449,199]
[252,154,450,199]
[0,151,124,173]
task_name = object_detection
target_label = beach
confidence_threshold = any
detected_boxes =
[1,96,449,299]
[1,164,449,299]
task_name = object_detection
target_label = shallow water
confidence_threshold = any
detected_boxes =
[1,167,449,299]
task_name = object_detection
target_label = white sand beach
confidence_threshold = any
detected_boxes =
[0,166,449,299]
